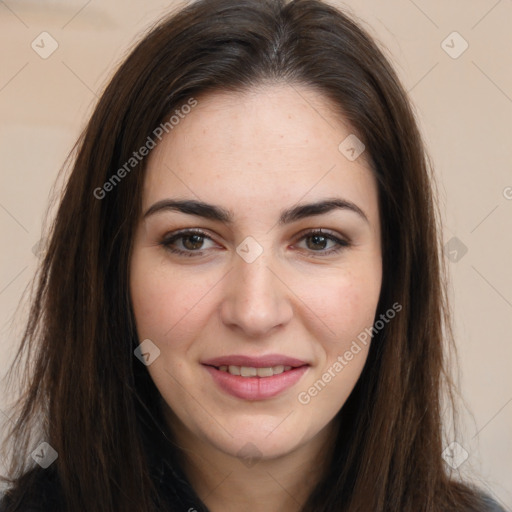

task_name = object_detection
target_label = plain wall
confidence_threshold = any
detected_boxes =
[1,0,511,507]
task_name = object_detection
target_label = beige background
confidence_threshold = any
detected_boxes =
[1,0,511,507]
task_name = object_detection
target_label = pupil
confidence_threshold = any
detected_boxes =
[307,235,327,250]
[183,234,204,250]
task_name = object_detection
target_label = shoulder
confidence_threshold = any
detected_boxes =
[0,493,60,512]
[0,490,51,512]
[0,467,63,512]
[478,492,509,512]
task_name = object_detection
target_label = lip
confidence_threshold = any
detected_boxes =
[202,355,309,401]
[201,354,308,368]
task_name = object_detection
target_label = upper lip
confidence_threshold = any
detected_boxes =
[202,354,309,368]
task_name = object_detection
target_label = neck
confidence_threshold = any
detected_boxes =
[167,413,338,512]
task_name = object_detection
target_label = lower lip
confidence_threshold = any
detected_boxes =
[203,365,309,400]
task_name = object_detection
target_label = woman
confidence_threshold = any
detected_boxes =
[0,0,506,510]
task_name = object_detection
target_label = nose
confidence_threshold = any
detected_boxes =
[219,252,294,338]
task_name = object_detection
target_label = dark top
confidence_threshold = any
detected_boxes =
[0,433,508,512]
[0,483,508,511]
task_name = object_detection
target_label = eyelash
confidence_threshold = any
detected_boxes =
[160,228,350,258]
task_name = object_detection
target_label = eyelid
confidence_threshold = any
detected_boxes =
[290,228,350,256]
[161,227,217,243]
[160,228,223,255]
[292,227,349,243]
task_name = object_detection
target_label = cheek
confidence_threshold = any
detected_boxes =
[333,281,380,339]
[130,253,215,344]
[292,264,381,346]
[295,274,380,414]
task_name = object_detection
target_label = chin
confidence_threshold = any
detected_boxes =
[206,416,309,461]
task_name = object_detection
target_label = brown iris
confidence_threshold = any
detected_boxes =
[306,234,328,251]
[182,234,204,250]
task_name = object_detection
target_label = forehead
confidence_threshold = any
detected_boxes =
[143,84,378,222]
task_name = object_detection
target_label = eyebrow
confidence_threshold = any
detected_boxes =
[279,198,369,225]
[143,198,369,225]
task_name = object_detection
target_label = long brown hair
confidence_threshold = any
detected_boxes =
[0,0,496,510]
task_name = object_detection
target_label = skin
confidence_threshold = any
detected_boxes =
[130,84,382,512]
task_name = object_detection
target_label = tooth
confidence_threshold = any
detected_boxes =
[222,364,295,377]
[257,367,274,377]
[240,366,258,377]
[229,365,241,375]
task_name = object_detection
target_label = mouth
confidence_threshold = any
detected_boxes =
[201,355,310,400]
[201,353,308,370]
[213,364,296,377]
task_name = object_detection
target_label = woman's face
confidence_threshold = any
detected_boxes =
[130,84,382,461]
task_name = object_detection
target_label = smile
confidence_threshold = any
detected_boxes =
[202,363,309,400]
[216,364,293,377]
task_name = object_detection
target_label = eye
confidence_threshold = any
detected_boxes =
[160,229,220,256]
[294,229,349,255]
[160,228,349,258]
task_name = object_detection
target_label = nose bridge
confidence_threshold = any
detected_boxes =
[220,249,293,337]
